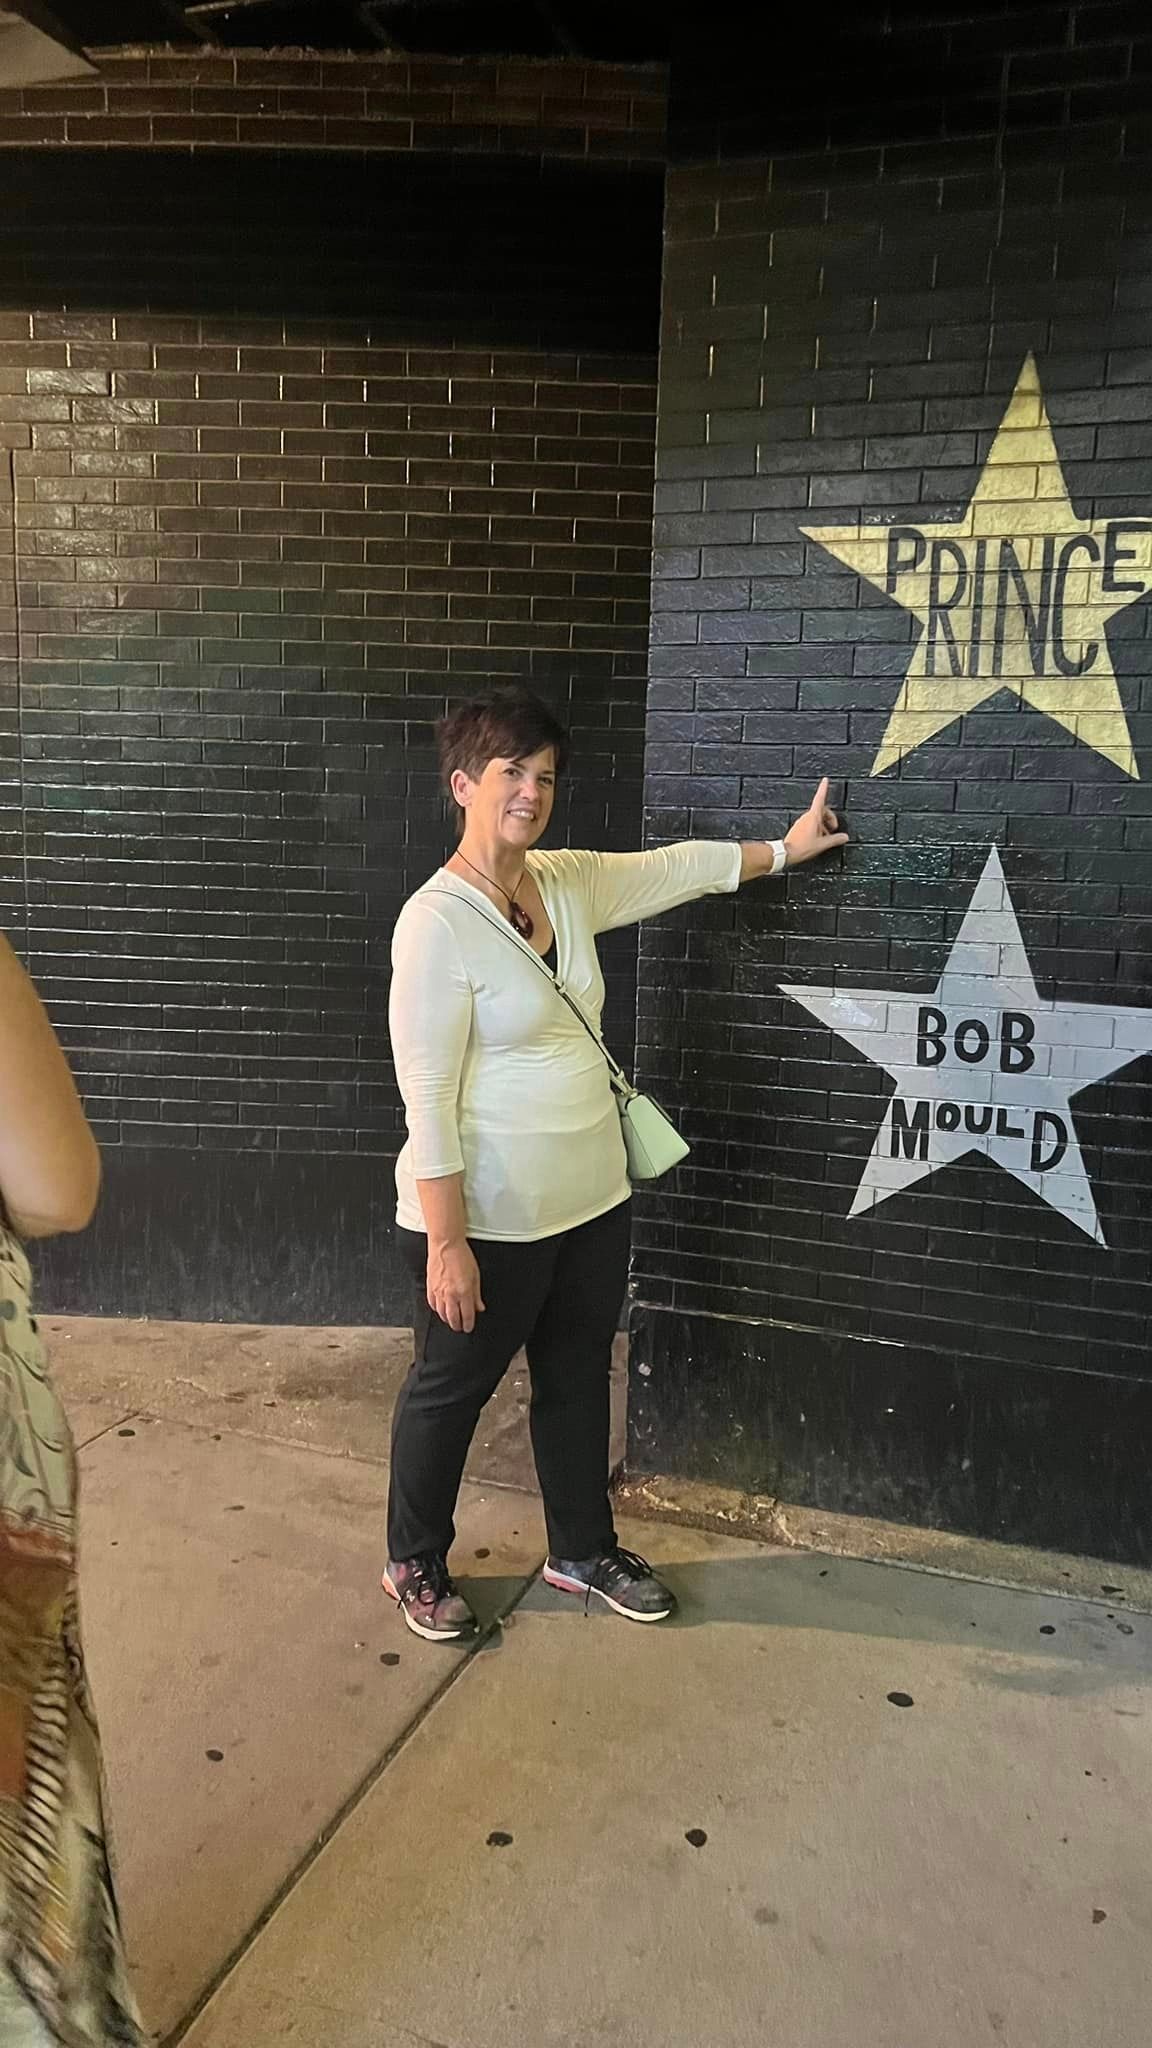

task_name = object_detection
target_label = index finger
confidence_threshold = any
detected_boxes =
[810,776,830,814]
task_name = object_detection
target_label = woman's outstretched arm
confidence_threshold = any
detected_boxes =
[566,777,849,934]
[0,934,101,1237]
[740,777,848,880]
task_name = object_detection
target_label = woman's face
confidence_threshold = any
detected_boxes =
[453,745,557,849]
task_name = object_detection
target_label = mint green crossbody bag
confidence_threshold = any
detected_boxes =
[448,891,690,1183]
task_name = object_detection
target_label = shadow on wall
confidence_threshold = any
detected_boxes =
[0,148,664,348]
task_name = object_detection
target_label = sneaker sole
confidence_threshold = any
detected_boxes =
[381,1570,475,1642]
[541,1563,674,1622]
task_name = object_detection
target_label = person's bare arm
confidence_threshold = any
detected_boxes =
[0,934,100,1237]
[416,1173,485,1334]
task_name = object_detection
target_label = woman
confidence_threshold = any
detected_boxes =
[0,937,146,2046]
[384,690,847,1640]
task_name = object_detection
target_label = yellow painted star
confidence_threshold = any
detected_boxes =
[802,353,1150,777]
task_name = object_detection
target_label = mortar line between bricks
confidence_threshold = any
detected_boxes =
[627,1298,1152,1388]
[159,1559,546,2048]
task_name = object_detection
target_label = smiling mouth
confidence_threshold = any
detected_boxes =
[507,809,537,821]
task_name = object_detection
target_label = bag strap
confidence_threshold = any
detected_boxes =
[436,883,636,1099]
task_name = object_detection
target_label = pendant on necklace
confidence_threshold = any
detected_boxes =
[509,902,534,939]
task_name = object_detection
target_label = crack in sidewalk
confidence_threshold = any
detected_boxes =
[160,1558,545,2048]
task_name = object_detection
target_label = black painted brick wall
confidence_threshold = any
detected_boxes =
[0,47,666,162]
[632,2,1152,1561]
[0,68,664,1320]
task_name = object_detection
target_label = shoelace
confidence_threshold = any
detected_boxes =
[406,1553,454,1606]
[584,1545,654,1613]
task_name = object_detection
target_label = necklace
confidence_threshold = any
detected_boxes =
[455,852,534,938]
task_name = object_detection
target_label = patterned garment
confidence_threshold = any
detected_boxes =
[0,1227,147,2047]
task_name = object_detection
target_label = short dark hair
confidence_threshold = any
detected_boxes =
[437,690,570,824]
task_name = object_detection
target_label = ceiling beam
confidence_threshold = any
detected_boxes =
[0,1,95,82]
[358,0,397,47]
[533,2,583,59]
[184,0,280,18]
[157,0,220,42]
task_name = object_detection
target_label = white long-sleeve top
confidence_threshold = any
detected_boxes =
[389,841,743,1241]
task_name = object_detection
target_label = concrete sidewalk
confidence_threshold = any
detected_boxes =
[50,1320,1152,2048]
[178,1529,1149,2048]
[73,1406,545,2035]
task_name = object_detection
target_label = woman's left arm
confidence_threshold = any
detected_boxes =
[573,778,848,933]
[739,776,848,882]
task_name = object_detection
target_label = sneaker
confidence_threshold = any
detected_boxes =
[382,1554,477,1641]
[543,1545,676,1623]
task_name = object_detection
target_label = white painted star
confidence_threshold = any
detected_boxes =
[781,847,1152,1244]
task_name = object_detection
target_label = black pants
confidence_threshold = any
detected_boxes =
[387,1199,631,1564]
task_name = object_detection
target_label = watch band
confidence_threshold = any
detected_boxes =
[770,838,788,875]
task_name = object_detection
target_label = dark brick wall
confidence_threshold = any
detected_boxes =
[632,2,1152,1562]
[0,47,665,161]
[0,63,664,1320]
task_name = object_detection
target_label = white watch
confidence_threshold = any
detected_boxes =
[770,838,788,875]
